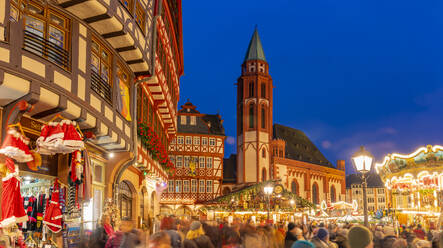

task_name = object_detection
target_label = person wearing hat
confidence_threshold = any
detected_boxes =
[285,222,299,248]
[291,240,315,248]
[347,225,373,248]
[183,221,214,248]
[310,227,336,248]
[381,225,397,248]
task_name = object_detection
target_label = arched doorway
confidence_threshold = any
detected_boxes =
[119,180,135,221]
[176,205,193,217]
[312,182,319,205]
[222,187,231,195]
[160,205,173,216]
[330,185,336,203]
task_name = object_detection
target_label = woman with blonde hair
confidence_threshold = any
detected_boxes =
[183,221,215,248]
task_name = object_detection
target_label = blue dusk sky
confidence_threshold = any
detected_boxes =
[178,0,443,174]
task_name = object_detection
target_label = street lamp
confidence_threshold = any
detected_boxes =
[352,146,373,227]
[264,185,274,222]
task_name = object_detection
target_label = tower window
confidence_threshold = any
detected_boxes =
[261,83,266,98]
[261,106,266,129]
[248,104,254,128]
[262,168,267,181]
[262,149,266,158]
[248,81,254,98]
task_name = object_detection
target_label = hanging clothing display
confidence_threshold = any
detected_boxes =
[43,180,63,233]
[1,171,28,227]
[0,128,33,163]
[0,127,31,228]
[36,120,84,155]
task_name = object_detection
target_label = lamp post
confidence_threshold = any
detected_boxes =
[352,146,373,227]
[264,185,274,222]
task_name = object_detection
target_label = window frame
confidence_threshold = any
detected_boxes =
[13,0,71,69]
[206,157,213,169]
[184,156,190,168]
[206,180,213,193]
[191,179,197,193]
[175,180,182,193]
[175,156,183,168]
[134,1,146,33]
[183,180,190,193]
[168,180,174,193]
[177,136,184,144]
[202,137,208,146]
[193,136,200,145]
[185,136,192,145]
[209,138,215,146]
[199,180,205,193]
[91,36,113,87]
[199,157,205,168]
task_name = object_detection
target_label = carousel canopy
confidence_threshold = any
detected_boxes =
[375,145,443,183]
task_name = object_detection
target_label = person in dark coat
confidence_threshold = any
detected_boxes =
[285,223,299,248]
[381,226,397,248]
[183,221,215,248]
[333,228,349,248]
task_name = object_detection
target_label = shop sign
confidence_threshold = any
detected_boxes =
[18,117,58,177]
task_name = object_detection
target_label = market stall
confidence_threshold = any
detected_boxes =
[201,180,315,225]
[376,145,443,229]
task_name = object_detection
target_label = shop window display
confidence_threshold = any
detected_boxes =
[0,115,91,247]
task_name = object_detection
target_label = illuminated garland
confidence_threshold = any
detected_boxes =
[137,123,175,176]
[203,180,315,213]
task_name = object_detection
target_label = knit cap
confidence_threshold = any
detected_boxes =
[316,228,329,241]
[291,240,315,248]
[190,221,201,231]
[348,225,373,248]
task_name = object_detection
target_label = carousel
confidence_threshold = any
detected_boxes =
[375,144,443,228]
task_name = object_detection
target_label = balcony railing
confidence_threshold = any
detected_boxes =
[23,30,69,69]
[91,70,112,103]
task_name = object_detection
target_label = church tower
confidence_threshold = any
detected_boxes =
[237,28,273,183]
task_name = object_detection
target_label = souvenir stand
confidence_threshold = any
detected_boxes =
[376,145,443,229]
[201,180,315,225]
[0,115,91,247]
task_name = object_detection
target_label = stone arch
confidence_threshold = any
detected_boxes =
[175,205,193,217]
[160,205,173,216]
[119,180,137,221]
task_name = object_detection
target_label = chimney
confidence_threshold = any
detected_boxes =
[337,160,345,171]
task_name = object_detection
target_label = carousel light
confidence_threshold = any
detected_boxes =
[109,152,114,158]
[290,199,295,205]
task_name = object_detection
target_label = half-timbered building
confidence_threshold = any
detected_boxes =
[0,0,183,233]
[161,101,225,215]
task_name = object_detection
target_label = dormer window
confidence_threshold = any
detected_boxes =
[180,115,186,125]
[190,116,196,125]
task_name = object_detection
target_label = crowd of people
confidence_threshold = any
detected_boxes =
[85,214,443,248]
